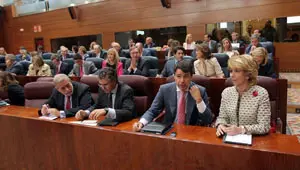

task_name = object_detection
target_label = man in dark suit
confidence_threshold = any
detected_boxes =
[144,37,156,48]
[69,53,98,76]
[5,54,24,75]
[90,44,107,59]
[204,34,218,53]
[123,46,150,77]
[51,54,69,75]
[75,67,135,122]
[161,46,185,77]
[136,42,151,56]
[60,46,72,61]
[133,60,212,131]
[245,34,264,54]
[41,74,93,118]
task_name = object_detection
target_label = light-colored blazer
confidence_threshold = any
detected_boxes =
[27,64,52,76]
[215,85,271,135]
[194,57,224,78]
[183,42,196,50]
[69,61,98,76]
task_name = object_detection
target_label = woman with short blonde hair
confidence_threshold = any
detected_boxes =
[250,47,275,78]
[27,55,52,76]
[183,34,195,50]
[216,54,271,136]
[102,48,123,76]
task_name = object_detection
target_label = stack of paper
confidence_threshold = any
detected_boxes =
[69,120,98,126]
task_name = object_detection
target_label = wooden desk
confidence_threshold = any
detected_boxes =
[0,106,299,170]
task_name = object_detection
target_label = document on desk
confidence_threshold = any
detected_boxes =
[39,114,58,120]
[69,120,98,126]
[223,134,252,146]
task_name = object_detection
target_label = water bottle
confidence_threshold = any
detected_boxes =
[276,117,282,134]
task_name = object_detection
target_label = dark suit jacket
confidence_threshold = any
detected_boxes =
[259,59,276,78]
[7,84,25,106]
[5,62,24,75]
[69,61,98,76]
[88,82,135,122]
[209,40,218,53]
[54,62,69,75]
[90,50,107,59]
[144,43,156,48]
[142,49,152,56]
[161,59,177,77]
[245,43,263,54]
[123,58,150,77]
[60,54,72,61]
[141,82,212,126]
[44,81,93,117]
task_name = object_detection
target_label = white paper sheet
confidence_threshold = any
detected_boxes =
[224,134,252,145]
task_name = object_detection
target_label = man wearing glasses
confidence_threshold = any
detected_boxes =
[123,46,150,77]
[75,67,136,122]
[41,74,93,118]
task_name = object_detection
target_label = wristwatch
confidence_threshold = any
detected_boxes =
[104,108,109,115]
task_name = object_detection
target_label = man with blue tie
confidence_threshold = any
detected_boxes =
[160,46,185,77]
[133,60,212,131]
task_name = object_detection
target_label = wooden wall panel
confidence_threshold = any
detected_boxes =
[3,0,300,53]
[274,42,300,72]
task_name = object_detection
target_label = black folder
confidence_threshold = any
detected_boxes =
[141,122,173,135]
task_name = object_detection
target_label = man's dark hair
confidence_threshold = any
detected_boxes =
[72,45,78,53]
[98,67,118,82]
[207,34,212,39]
[73,53,82,60]
[173,46,185,55]
[174,60,194,75]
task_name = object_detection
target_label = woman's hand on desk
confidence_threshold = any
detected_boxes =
[132,122,144,132]
[216,124,227,137]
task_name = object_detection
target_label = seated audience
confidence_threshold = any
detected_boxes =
[72,45,78,54]
[133,60,212,131]
[216,55,271,136]
[111,42,126,57]
[27,55,52,76]
[253,29,266,42]
[92,44,107,59]
[89,41,98,52]
[160,46,185,77]
[194,44,224,78]
[0,72,24,106]
[136,42,151,56]
[218,38,239,58]
[203,34,218,53]
[123,46,150,77]
[165,40,180,59]
[126,38,135,49]
[245,34,263,54]
[75,67,135,122]
[18,47,31,61]
[60,46,71,61]
[0,47,7,56]
[51,54,69,75]
[102,48,123,76]
[183,34,196,50]
[144,37,156,48]
[162,38,173,51]
[231,32,244,45]
[5,54,24,75]
[250,47,276,78]
[78,46,89,60]
[41,74,93,118]
[69,53,98,77]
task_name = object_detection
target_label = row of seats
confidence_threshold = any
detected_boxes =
[22,75,283,126]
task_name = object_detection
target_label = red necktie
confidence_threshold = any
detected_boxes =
[79,65,84,76]
[177,91,186,124]
[65,96,71,110]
